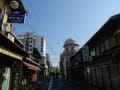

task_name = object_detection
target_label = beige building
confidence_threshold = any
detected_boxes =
[60,38,79,79]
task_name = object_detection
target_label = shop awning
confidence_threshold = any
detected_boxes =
[25,57,44,69]
[23,62,41,71]
[25,57,40,66]
[0,46,23,61]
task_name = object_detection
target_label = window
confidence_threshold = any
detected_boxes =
[41,38,44,47]
[109,36,117,48]
[25,47,28,51]
[100,43,105,53]
[116,32,120,46]
[91,48,95,56]
[25,39,29,46]
[29,39,32,43]
[41,48,43,52]
[96,46,100,56]
[104,40,110,50]
[29,48,32,52]
[33,39,36,45]
[66,47,68,52]
[71,47,74,51]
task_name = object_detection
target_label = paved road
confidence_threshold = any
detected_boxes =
[32,78,99,90]
[51,79,81,90]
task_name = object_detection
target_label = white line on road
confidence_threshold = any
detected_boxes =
[48,76,53,90]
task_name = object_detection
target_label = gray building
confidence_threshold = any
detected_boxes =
[17,32,46,65]
[60,38,79,79]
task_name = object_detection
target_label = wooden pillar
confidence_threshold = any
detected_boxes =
[19,61,23,90]
[90,66,93,85]
[95,66,98,86]
[85,67,88,82]
[107,65,113,90]
[100,66,104,89]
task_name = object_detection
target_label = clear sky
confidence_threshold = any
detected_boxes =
[15,0,120,66]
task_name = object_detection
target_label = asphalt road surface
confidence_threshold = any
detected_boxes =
[51,79,81,90]
[32,78,99,90]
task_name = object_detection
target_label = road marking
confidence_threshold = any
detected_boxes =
[48,76,53,90]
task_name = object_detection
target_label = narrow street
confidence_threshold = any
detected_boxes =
[51,79,81,90]
[32,77,99,90]
[1,1,120,90]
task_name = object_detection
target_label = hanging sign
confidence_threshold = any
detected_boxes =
[7,11,26,23]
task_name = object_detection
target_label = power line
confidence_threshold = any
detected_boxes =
[27,0,42,34]
[26,19,38,34]
[23,0,61,65]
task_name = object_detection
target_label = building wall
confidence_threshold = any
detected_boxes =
[33,35,46,57]
[60,39,79,79]
[17,32,47,65]
[71,14,120,90]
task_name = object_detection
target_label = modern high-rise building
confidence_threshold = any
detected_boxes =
[17,32,46,65]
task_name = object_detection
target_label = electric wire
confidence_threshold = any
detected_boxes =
[24,0,60,66]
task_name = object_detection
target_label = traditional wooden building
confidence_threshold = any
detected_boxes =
[0,31,27,90]
[71,14,120,90]
[83,14,120,90]
[0,31,42,90]
[0,1,42,90]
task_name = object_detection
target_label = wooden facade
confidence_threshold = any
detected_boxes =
[0,31,42,90]
[70,14,120,90]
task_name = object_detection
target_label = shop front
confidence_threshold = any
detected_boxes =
[0,51,23,90]
[22,59,41,90]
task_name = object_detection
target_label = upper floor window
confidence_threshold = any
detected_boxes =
[29,47,33,52]
[116,32,120,46]
[91,48,95,56]
[95,46,100,56]
[29,39,33,43]
[109,35,117,48]
[65,47,68,52]
[25,46,28,51]
[71,47,74,51]
[33,39,36,45]
[100,43,105,53]
[104,40,110,50]
[41,48,43,52]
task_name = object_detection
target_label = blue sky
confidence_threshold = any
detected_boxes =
[15,0,120,66]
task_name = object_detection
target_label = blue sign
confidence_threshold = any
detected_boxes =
[7,11,26,23]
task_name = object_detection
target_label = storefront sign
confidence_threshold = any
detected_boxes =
[7,11,25,23]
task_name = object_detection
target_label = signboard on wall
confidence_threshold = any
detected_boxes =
[7,11,26,23]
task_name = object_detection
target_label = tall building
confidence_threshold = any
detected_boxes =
[46,53,51,76]
[17,32,46,65]
[60,38,79,79]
